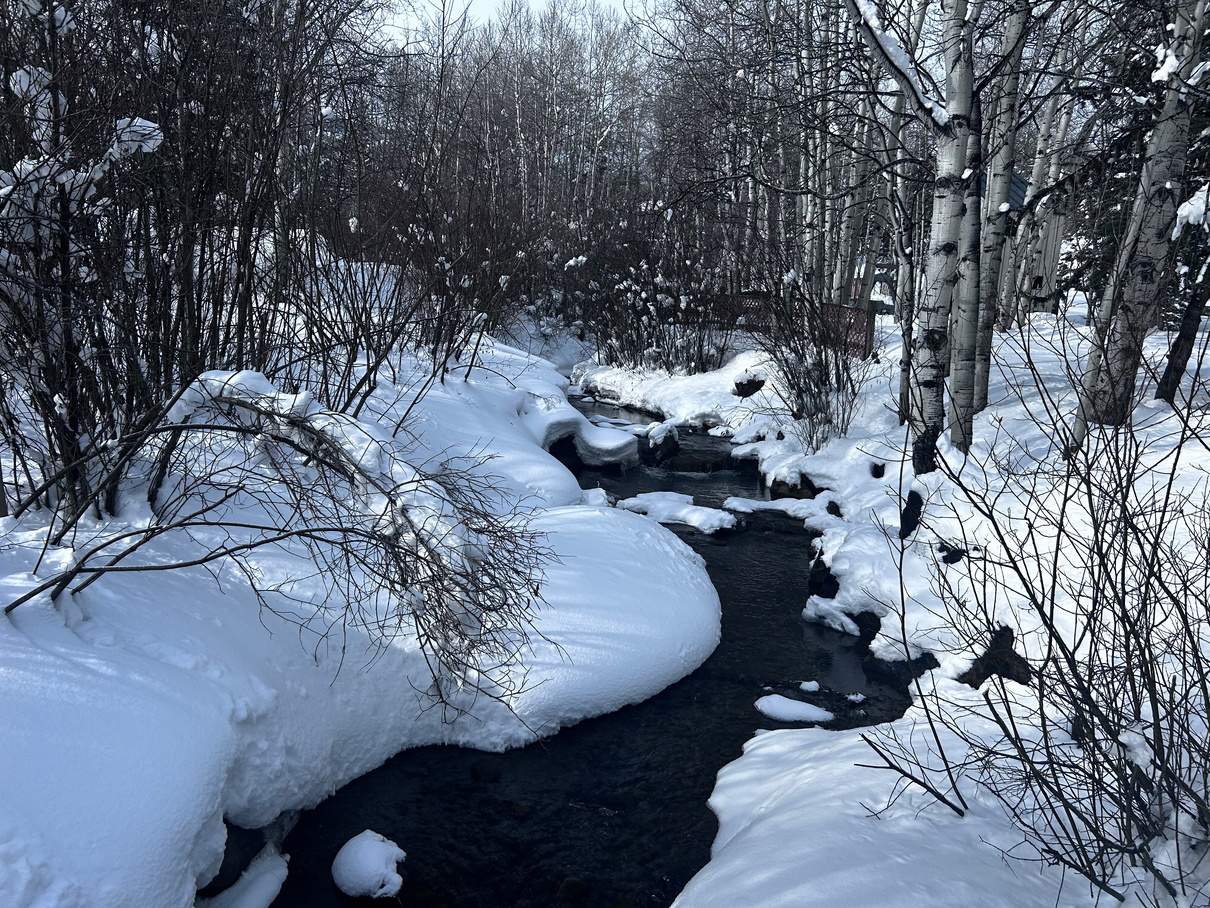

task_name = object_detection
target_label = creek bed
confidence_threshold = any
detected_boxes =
[271,417,910,908]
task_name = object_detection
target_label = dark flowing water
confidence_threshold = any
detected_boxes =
[269,415,910,908]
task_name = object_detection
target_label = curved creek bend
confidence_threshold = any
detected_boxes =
[271,401,912,907]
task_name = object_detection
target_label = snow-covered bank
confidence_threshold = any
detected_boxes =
[0,340,719,907]
[574,349,778,431]
[575,310,1210,907]
[671,690,1093,908]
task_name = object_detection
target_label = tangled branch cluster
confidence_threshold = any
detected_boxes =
[10,371,553,716]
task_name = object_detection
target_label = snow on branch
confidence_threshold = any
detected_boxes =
[10,370,553,714]
[1173,182,1210,239]
[845,0,950,131]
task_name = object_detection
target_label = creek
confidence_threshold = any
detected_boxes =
[268,402,911,907]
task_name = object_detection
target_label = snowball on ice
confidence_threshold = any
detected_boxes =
[799,680,820,692]
[331,830,405,899]
[754,695,834,724]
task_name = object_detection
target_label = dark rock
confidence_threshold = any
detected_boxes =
[807,557,839,599]
[770,475,826,499]
[195,822,265,898]
[640,430,680,467]
[863,650,941,687]
[830,609,943,697]
[851,611,882,649]
[870,462,886,478]
[957,626,1032,688]
[733,376,766,398]
[937,541,966,564]
[825,500,843,518]
[898,489,924,539]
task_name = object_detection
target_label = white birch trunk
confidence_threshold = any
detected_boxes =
[1069,0,1205,450]
[948,98,982,452]
[910,0,973,473]
[1008,11,1086,327]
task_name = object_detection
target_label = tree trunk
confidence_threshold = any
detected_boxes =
[1156,275,1210,404]
[1070,0,1204,449]
[1001,12,1082,329]
[949,96,983,452]
[974,0,1029,410]
[910,0,973,473]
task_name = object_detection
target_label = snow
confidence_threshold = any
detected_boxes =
[573,350,779,430]
[330,831,404,899]
[109,118,162,159]
[618,492,737,534]
[753,695,833,723]
[0,338,719,907]
[1174,182,1209,238]
[851,0,950,129]
[564,307,1210,907]
[724,494,842,529]
[196,848,287,908]
[671,706,1083,908]
[8,287,1208,908]
[1153,42,1180,83]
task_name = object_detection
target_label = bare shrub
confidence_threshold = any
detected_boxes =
[6,373,553,715]
[756,278,873,452]
[867,321,1210,905]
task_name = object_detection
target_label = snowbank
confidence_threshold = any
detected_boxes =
[672,689,1092,908]
[618,492,737,534]
[0,339,719,907]
[573,350,779,430]
[586,308,1210,908]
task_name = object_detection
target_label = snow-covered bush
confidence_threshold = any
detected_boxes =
[560,216,736,375]
[7,369,552,712]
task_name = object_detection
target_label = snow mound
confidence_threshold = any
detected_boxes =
[0,338,721,908]
[754,695,834,724]
[573,351,776,430]
[514,378,638,466]
[197,846,287,908]
[331,830,405,898]
[672,720,1076,908]
[618,492,737,534]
